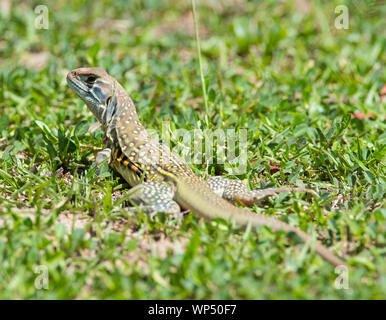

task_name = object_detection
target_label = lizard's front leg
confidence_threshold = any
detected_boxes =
[127,182,181,215]
[92,148,112,167]
[207,176,318,206]
[91,148,112,175]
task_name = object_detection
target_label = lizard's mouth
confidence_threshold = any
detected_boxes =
[67,70,105,123]
[66,71,102,107]
[66,72,88,95]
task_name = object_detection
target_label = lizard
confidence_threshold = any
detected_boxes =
[67,67,345,267]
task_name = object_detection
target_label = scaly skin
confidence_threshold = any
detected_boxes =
[67,67,345,267]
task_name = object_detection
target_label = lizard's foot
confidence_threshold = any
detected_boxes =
[91,148,112,175]
[206,176,318,207]
[126,182,181,215]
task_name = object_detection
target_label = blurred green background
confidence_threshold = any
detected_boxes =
[0,0,385,299]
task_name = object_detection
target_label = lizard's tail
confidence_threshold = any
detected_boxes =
[175,178,345,267]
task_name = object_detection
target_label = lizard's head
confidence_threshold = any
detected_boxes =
[67,67,116,125]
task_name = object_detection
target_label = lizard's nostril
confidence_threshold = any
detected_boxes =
[67,71,79,85]
[68,70,76,79]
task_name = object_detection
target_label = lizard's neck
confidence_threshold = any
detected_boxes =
[104,87,145,132]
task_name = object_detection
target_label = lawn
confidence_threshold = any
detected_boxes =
[0,0,385,299]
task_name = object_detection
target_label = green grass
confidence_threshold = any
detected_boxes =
[0,0,385,299]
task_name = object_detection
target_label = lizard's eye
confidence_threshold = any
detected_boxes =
[86,75,97,84]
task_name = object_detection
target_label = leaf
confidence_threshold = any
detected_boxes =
[0,115,10,132]
[71,228,85,251]
[43,135,57,159]
[208,88,216,102]
[181,229,200,276]
[55,223,67,239]
[75,120,89,138]
[364,170,376,184]
[35,120,57,142]
[126,239,138,251]
[103,183,113,213]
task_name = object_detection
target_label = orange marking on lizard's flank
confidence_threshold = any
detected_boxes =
[117,153,124,162]
[129,163,139,173]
